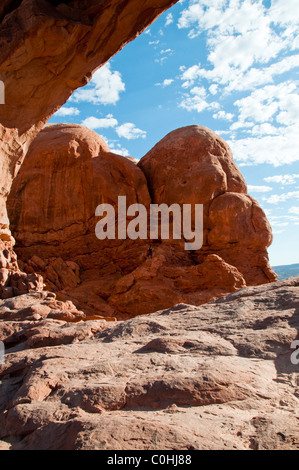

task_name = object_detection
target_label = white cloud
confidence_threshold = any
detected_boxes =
[251,123,279,136]
[156,78,174,87]
[160,49,174,55]
[265,175,299,185]
[270,0,299,28]
[180,63,201,88]
[224,55,299,93]
[230,121,254,131]
[269,214,299,222]
[213,110,234,121]
[209,84,219,95]
[176,2,299,169]
[263,208,272,217]
[111,146,130,157]
[289,207,299,215]
[180,53,299,95]
[226,81,299,167]
[176,4,299,170]
[263,191,299,204]
[82,115,118,130]
[276,93,299,126]
[177,1,299,95]
[72,63,125,105]
[116,123,147,140]
[155,57,168,65]
[163,79,174,87]
[270,221,289,227]
[165,13,174,26]
[54,107,80,117]
[228,124,299,167]
[233,82,297,126]
[149,40,160,46]
[178,0,286,47]
[100,136,130,157]
[179,86,219,113]
[248,185,273,193]
[267,212,299,232]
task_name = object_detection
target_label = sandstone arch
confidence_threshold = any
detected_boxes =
[0,0,179,297]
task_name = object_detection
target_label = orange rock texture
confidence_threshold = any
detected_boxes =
[0,0,179,296]
[8,124,277,318]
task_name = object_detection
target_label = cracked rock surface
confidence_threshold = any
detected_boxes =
[0,277,298,450]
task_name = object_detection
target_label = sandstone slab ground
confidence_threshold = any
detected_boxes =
[0,278,298,450]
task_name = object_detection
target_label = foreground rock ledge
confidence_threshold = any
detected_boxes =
[0,277,298,450]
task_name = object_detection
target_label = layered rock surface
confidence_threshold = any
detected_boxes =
[8,124,277,318]
[0,278,298,450]
[0,0,179,295]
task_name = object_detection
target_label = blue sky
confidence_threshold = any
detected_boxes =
[49,0,299,267]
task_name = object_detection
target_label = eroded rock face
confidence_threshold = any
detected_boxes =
[139,125,248,204]
[8,124,276,318]
[0,278,298,450]
[0,0,179,296]
[0,239,43,300]
[8,124,151,261]
[139,126,276,286]
[8,124,152,317]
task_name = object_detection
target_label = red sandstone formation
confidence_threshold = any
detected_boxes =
[139,126,276,286]
[8,123,152,317]
[0,0,179,299]
[8,124,277,318]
